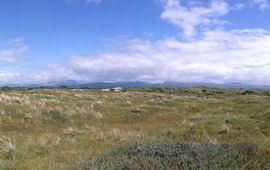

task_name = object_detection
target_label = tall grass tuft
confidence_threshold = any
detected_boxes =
[0,136,16,160]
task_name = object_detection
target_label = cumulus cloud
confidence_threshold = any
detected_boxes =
[3,29,270,84]
[21,28,268,85]
[161,0,229,38]
[64,29,270,84]
[0,38,28,63]
[253,0,269,10]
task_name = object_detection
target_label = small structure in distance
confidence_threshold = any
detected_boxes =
[101,87,123,92]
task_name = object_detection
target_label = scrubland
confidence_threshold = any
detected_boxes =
[0,87,269,169]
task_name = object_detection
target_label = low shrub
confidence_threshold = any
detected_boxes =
[241,90,255,95]
[72,141,270,170]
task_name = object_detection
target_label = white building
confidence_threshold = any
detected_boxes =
[101,87,122,92]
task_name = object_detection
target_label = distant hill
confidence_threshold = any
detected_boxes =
[2,80,270,90]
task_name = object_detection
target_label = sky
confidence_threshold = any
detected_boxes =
[0,0,270,85]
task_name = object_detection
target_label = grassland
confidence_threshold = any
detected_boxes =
[0,87,269,169]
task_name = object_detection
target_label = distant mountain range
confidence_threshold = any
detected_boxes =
[2,80,270,90]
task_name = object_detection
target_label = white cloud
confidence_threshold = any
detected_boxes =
[232,3,245,10]
[161,0,229,38]
[253,0,269,10]
[0,38,28,63]
[21,28,268,85]
[3,22,270,84]
[0,72,20,83]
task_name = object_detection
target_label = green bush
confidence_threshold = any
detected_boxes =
[0,86,13,92]
[72,141,270,170]
[241,90,255,95]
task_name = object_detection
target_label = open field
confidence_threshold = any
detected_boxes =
[0,87,269,169]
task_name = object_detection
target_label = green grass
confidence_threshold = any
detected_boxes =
[0,87,269,169]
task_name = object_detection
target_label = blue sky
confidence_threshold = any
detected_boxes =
[0,0,270,84]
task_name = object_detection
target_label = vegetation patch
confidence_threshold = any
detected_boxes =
[41,110,67,124]
[72,141,270,170]
[0,87,270,169]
